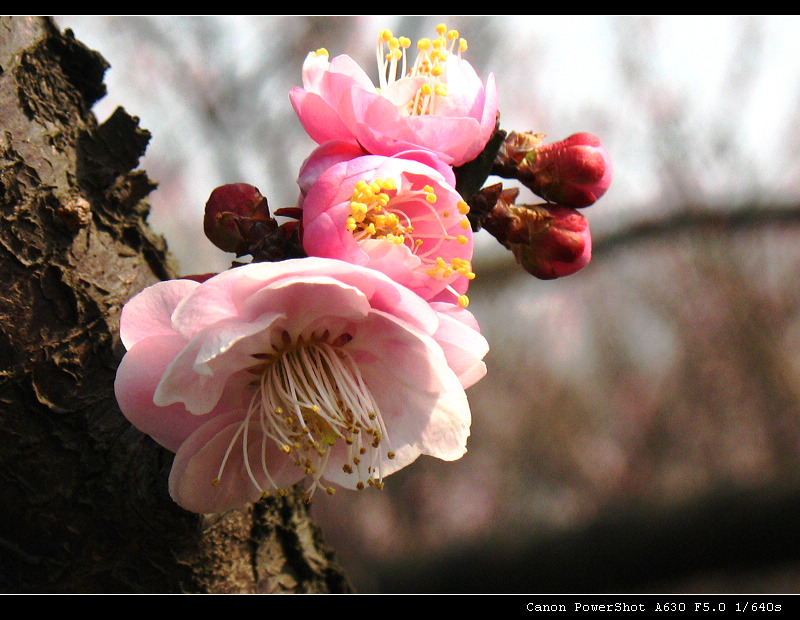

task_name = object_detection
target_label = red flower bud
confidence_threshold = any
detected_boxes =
[203,183,272,254]
[480,186,591,280]
[510,204,591,279]
[525,132,612,208]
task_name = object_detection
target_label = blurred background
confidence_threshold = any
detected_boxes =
[54,15,800,593]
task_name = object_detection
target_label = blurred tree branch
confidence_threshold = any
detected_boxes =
[594,204,800,256]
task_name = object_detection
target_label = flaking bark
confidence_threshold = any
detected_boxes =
[0,16,349,593]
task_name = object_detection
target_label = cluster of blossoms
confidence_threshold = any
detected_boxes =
[114,23,612,514]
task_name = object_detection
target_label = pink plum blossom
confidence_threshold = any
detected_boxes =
[114,258,488,514]
[300,153,476,306]
[289,24,498,167]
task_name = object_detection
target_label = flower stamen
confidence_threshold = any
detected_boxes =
[212,337,393,501]
[345,177,475,291]
[376,23,468,117]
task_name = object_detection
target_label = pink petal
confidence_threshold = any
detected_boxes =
[115,333,211,451]
[169,409,302,514]
[430,304,489,389]
[154,312,284,415]
[119,279,199,350]
[289,89,355,146]
[348,311,471,464]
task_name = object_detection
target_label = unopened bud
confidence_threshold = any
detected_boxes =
[524,132,612,208]
[203,183,273,254]
[481,188,591,279]
[495,132,612,209]
[512,204,591,279]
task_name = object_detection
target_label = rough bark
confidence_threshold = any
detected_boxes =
[0,16,349,593]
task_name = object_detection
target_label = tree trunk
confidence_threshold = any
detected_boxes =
[0,16,349,593]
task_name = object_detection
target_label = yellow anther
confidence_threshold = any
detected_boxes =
[457,294,470,308]
[350,201,367,215]
[212,478,221,487]
[314,48,329,57]
[326,486,336,495]
[460,39,468,53]
[457,235,468,245]
[460,218,471,229]
[417,37,432,51]
[436,23,447,36]
[447,30,459,41]
[457,201,470,214]
[281,444,291,454]
[380,29,393,42]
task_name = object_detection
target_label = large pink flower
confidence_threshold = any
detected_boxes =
[114,258,488,514]
[289,24,498,167]
[300,152,476,306]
